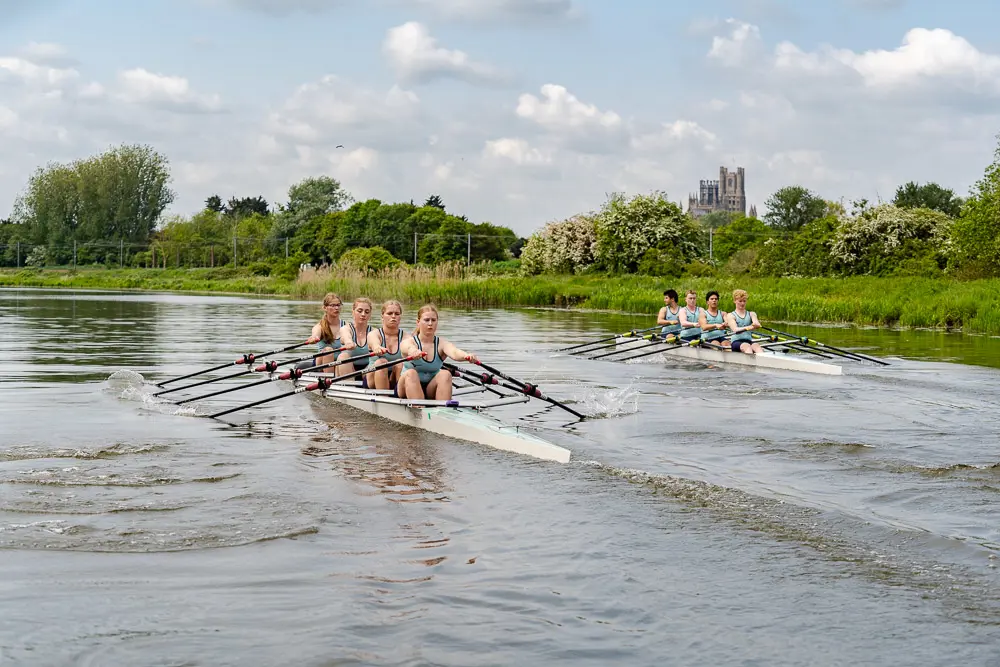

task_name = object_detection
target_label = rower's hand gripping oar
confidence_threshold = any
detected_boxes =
[156,340,312,387]
[207,354,418,420]
[761,326,889,365]
[557,325,661,353]
[175,352,378,405]
[464,360,586,420]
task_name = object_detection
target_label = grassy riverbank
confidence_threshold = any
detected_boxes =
[2,266,999,334]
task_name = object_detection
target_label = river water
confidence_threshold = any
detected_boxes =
[2,288,999,666]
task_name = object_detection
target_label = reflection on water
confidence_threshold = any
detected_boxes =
[2,287,1000,665]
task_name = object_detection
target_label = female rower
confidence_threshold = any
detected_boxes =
[725,289,764,354]
[698,290,731,348]
[305,292,344,367]
[657,289,682,338]
[398,305,480,401]
[677,290,704,342]
[366,299,404,390]
[335,297,374,378]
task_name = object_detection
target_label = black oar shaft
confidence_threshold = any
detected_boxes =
[761,327,888,365]
[557,325,661,352]
[589,334,677,359]
[470,361,586,420]
[157,340,311,387]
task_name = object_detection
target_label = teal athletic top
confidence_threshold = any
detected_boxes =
[679,306,704,340]
[402,335,443,384]
[376,328,404,363]
[703,309,727,341]
[660,305,682,336]
[317,319,344,353]
[344,322,372,369]
[731,310,754,343]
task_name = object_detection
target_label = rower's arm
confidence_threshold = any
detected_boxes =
[679,309,696,329]
[656,307,677,326]
[440,338,479,364]
[724,312,739,332]
[336,324,356,350]
[698,310,710,330]
[366,329,385,355]
[750,311,762,329]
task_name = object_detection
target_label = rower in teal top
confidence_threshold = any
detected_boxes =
[306,292,345,369]
[366,299,406,391]
[725,288,764,354]
[677,290,704,342]
[698,290,731,348]
[398,304,480,402]
[335,297,375,378]
[657,289,682,337]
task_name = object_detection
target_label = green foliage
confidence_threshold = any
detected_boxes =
[699,210,740,230]
[520,214,597,275]
[752,215,843,277]
[710,216,773,263]
[893,181,962,217]
[831,204,951,276]
[763,186,827,232]
[270,175,353,242]
[418,214,472,264]
[424,194,445,210]
[949,137,1000,277]
[721,247,759,275]
[593,191,703,273]
[224,195,269,219]
[12,144,174,264]
[247,261,272,276]
[336,246,403,274]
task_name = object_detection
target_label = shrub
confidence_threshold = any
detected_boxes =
[247,261,272,276]
[594,191,704,273]
[336,246,402,274]
[831,204,951,276]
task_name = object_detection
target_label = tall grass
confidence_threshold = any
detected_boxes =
[5,266,1000,334]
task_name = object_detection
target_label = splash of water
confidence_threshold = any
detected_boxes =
[577,383,639,418]
[104,370,198,416]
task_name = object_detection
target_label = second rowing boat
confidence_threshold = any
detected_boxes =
[613,336,844,375]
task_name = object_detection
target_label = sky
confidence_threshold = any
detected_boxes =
[2,0,1000,235]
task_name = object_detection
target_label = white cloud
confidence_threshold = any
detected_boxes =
[483,137,552,165]
[19,42,77,67]
[0,106,18,132]
[631,120,717,152]
[383,22,507,84]
[516,84,621,130]
[396,0,580,21]
[0,56,78,87]
[116,68,223,113]
[707,19,763,65]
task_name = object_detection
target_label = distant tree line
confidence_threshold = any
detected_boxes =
[0,145,525,272]
[522,136,1000,280]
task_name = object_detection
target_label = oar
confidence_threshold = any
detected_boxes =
[557,325,661,353]
[571,331,667,355]
[175,353,377,405]
[157,340,312,387]
[466,360,586,420]
[588,333,681,359]
[761,327,889,365]
[208,354,417,420]
[756,337,836,359]
[611,337,703,363]
[153,347,336,397]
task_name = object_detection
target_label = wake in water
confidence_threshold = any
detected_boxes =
[104,370,198,417]
[577,383,639,418]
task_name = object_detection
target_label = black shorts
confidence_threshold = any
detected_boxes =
[732,339,753,352]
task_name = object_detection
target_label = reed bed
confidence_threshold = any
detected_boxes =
[4,266,1000,334]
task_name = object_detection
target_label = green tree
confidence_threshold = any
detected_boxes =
[949,137,1000,276]
[893,181,963,217]
[270,175,354,243]
[752,215,843,277]
[699,210,739,230]
[418,214,472,264]
[424,194,445,210]
[711,216,773,263]
[593,191,702,273]
[205,195,224,212]
[225,195,269,219]
[363,201,418,260]
[763,186,827,232]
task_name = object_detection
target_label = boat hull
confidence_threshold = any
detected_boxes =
[305,383,572,463]
[614,337,843,375]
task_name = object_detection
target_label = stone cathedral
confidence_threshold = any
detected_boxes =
[687,166,754,219]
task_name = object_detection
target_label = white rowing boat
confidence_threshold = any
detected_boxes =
[286,373,573,463]
[614,336,843,375]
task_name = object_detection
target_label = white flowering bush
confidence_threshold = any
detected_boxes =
[593,191,703,273]
[831,203,951,275]
[519,214,597,274]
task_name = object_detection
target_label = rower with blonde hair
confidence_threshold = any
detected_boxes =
[335,297,374,378]
[305,292,344,368]
[726,289,764,354]
[366,299,405,390]
[398,305,479,401]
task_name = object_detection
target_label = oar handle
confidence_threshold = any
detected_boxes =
[157,339,312,386]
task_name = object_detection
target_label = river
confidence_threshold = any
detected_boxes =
[2,288,999,666]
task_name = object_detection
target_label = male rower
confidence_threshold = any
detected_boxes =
[698,290,731,348]
[677,290,704,343]
[657,289,681,338]
[725,289,764,354]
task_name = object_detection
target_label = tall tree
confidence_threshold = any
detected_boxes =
[949,137,1000,275]
[205,195,224,212]
[271,175,354,241]
[763,186,827,231]
[225,195,269,219]
[892,181,962,217]
[424,194,445,210]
